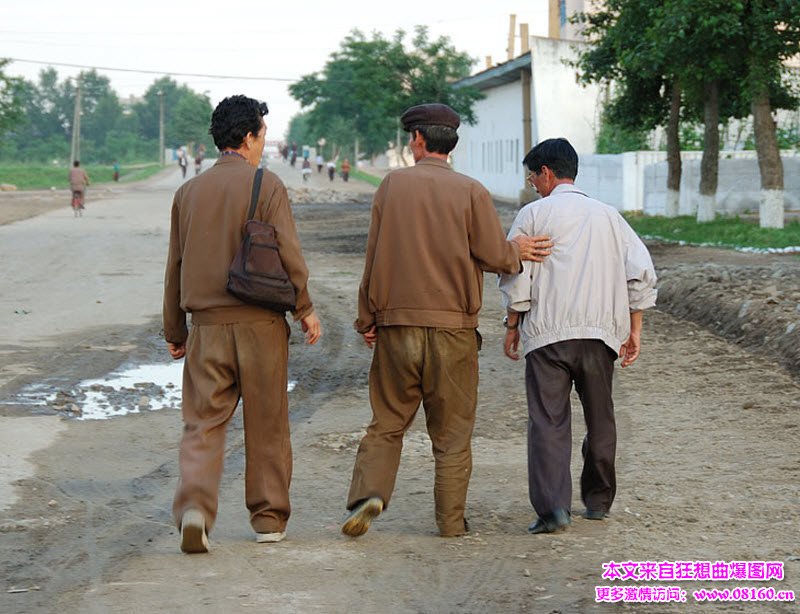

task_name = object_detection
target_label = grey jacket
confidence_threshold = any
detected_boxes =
[498,184,657,357]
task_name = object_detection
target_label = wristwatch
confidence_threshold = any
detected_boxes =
[502,315,519,330]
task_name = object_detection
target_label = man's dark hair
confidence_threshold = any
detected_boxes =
[210,95,269,150]
[73,160,80,167]
[412,125,459,155]
[522,138,578,180]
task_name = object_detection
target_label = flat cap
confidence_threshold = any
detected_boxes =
[401,103,460,131]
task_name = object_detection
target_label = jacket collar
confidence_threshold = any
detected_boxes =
[214,151,251,167]
[415,156,451,169]
[551,183,587,198]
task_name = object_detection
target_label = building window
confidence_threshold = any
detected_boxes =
[560,0,567,27]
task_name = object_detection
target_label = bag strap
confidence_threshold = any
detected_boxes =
[247,167,264,220]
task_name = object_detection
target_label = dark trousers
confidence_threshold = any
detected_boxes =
[524,339,617,517]
[346,326,479,536]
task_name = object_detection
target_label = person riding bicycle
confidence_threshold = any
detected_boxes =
[69,160,90,217]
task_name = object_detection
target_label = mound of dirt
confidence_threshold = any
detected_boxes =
[653,251,800,378]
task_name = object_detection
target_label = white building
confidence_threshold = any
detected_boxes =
[450,1,799,214]
[451,37,603,203]
[451,0,604,202]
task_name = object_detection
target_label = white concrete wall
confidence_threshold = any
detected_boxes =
[451,80,526,200]
[530,37,601,155]
[579,151,666,211]
[644,154,800,215]
[576,154,624,209]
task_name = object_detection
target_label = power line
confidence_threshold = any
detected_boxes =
[7,57,299,83]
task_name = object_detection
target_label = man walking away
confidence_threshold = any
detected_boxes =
[342,103,553,538]
[69,160,89,217]
[163,95,322,553]
[499,138,657,535]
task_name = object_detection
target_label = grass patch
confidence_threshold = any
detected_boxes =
[0,162,164,190]
[351,168,383,187]
[624,213,800,251]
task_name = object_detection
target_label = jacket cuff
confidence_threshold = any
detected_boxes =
[292,303,314,322]
[353,318,375,334]
[164,327,188,345]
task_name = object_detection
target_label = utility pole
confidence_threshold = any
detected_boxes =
[396,118,402,166]
[70,78,82,164]
[158,89,165,166]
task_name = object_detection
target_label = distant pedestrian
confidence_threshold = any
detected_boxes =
[195,145,205,175]
[178,148,188,178]
[302,158,312,182]
[341,158,351,182]
[315,154,323,173]
[327,161,336,182]
[69,160,89,217]
[112,160,120,182]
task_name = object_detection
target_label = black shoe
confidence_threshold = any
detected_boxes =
[584,509,608,520]
[528,508,571,534]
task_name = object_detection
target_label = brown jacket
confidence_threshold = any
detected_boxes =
[355,157,521,332]
[69,168,89,191]
[163,154,313,344]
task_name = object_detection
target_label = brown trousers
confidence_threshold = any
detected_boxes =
[347,326,479,536]
[525,339,617,517]
[172,311,291,535]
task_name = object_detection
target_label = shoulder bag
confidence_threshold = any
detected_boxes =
[226,168,297,312]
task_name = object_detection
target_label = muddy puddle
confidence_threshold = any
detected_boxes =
[4,361,298,420]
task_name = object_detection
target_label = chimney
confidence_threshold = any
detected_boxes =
[549,0,561,39]
[507,14,517,60]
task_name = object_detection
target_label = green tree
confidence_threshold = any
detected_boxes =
[576,0,799,226]
[72,70,123,160]
[289,27,482,161]
[285,113,313,152]
[134,77,183,145]
[6,68,73,161]
[742,0,800,228]
[0,59,24,135]
[575,1,685,216]
[172,91,214,150]
[595,110,649,154]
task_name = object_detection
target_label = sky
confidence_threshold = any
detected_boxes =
[2,0,550,140]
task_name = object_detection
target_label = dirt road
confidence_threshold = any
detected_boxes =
[0,160,798,613]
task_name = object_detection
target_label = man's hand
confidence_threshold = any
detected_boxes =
[167,342,186,360]
[513,234,553,263]
[620,310,643,368]
[301,311,322,345]
[503,328,521,360]
[361,325,377,349]
[619,331,640,367]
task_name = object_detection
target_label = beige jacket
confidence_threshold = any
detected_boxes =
[498,184,657,357]
[69,168,89,191]
[355,157,521,332]
[163,155,313,344]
